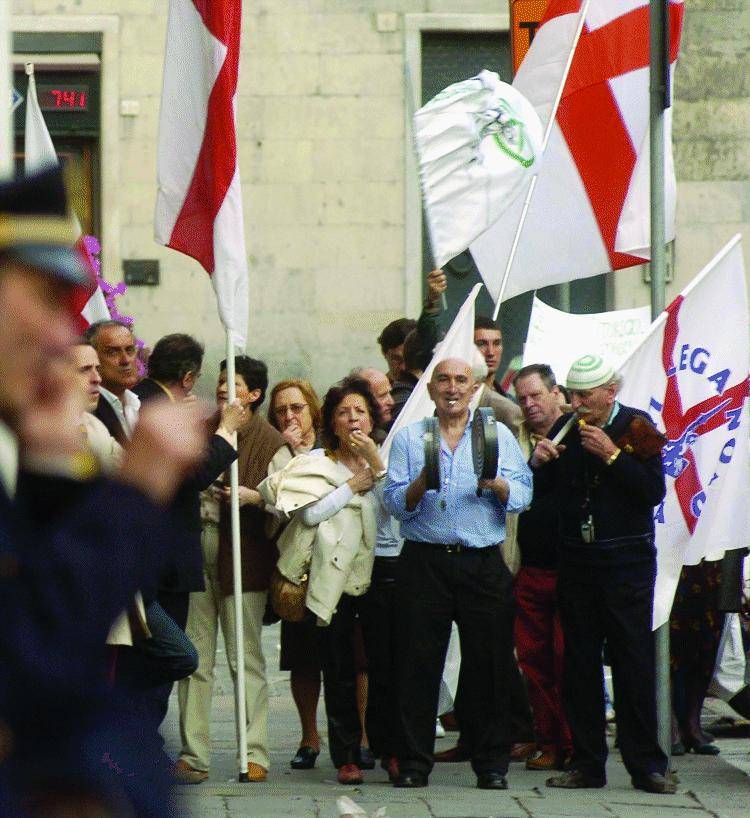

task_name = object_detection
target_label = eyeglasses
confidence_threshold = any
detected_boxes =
[274,403,308,416]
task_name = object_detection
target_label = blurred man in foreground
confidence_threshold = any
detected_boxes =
[0,167,206,816]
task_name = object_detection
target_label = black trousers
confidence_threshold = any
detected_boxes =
[316,594,364,768]
[358,555,400,760]
[395,541,515,777]
[452,642,535,745]
[558,565,667,780]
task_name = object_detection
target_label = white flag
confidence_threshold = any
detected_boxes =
[618,236,750,628]
[155,0,249,349]
[414,71,543,269]
[523,297,651,383]
[381,284,482,462]
[24,65,110,326]
[470,0,685,302]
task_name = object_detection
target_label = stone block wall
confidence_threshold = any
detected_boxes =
[11,0,750,396]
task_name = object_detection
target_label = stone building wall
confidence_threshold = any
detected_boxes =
[10,0,750,395]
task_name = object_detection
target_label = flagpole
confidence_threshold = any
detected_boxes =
[491,0,592,321]
[650,0,672,765]
[225,329,249,782]
[0,1,12,179]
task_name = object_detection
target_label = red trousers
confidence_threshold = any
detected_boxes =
[514,566,572,752]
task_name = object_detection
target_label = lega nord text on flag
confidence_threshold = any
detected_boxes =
[618,236,750,629]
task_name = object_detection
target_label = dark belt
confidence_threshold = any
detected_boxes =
[404,539,498,555]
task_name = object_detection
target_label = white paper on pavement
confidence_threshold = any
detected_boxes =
[522,297,651,383]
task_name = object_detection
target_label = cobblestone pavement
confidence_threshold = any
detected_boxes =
[163,625,750,818]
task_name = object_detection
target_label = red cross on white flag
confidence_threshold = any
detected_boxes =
[470,0,685,302]
[618,236,750,629]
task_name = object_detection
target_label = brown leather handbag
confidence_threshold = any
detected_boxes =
[269,567,309,623]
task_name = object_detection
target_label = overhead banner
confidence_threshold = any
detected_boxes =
[522,297,651,384]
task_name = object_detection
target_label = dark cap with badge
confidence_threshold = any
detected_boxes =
[0,165,92,290]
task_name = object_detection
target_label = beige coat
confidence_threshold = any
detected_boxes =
[258,452,377,626]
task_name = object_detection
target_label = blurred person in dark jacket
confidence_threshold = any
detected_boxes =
[0,167,206,816]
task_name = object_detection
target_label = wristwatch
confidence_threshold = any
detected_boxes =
[373,468,388,481]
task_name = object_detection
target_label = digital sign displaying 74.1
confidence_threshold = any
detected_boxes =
[36,84,89,112]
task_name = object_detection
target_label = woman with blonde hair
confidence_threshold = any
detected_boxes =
[260,376,382,784]
[267,379,327,769]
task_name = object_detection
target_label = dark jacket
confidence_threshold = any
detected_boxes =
[93,395,128,446]
[533,404,665,565]
[2,469,180,811]
[134,379,237,594]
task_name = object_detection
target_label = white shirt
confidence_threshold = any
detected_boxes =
[98,386,141,439]
[0,419,18,497]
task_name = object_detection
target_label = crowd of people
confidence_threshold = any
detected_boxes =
[1,166,749,817]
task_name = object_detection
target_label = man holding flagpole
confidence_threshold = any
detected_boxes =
[530,354,674,794]
[155,0,252,781]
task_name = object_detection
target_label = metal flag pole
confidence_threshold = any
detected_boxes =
[649,0,672,763]
[0,1,12,179]
[492,0,592,321]
[226,329,249,782]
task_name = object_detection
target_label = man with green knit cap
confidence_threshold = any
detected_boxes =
[529,354,674,795]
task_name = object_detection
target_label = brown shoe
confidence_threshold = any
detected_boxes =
[510,742,537,762]
[526,748,559,771]
[433,744,471,763]
[547,769,606,789]
[173,759,208,785]
[247,762,268,782]
[337,763,364,785]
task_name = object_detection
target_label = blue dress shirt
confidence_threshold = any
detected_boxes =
[383,413,532,547]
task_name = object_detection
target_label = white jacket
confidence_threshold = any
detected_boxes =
[258,452,377,625]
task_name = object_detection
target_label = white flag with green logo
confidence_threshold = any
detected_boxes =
[414,70,543,269]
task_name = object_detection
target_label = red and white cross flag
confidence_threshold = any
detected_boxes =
[618,235,750,629]
[24,64,110,330]
[470,0,685,302]
[155,0,249,349]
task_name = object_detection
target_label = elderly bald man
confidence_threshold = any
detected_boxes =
[384,358,532,790]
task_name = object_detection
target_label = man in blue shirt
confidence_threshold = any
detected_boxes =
[384,358,532,789]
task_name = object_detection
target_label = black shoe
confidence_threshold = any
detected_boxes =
[671,741,685,756]
[631,772,677,794]
[477,771,508,790]
[546,769,606,789]
[290,745,319,770]
[393,771,428,788]
[685,738,720,755]
[357,745,376,770]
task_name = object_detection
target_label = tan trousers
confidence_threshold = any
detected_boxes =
[178,524,270,771]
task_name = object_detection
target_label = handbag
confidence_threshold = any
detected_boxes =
[269,567,309,623]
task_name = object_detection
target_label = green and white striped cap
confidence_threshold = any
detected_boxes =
[566,354,614,391]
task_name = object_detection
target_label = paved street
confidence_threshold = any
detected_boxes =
[164,625,750,818]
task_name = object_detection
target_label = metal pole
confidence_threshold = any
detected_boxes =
[492,0,592,321]
[226,329,249,782]
[650,0,671,762]
[0,0,12,179]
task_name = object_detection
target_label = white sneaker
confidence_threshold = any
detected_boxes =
[435,719,446,738]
